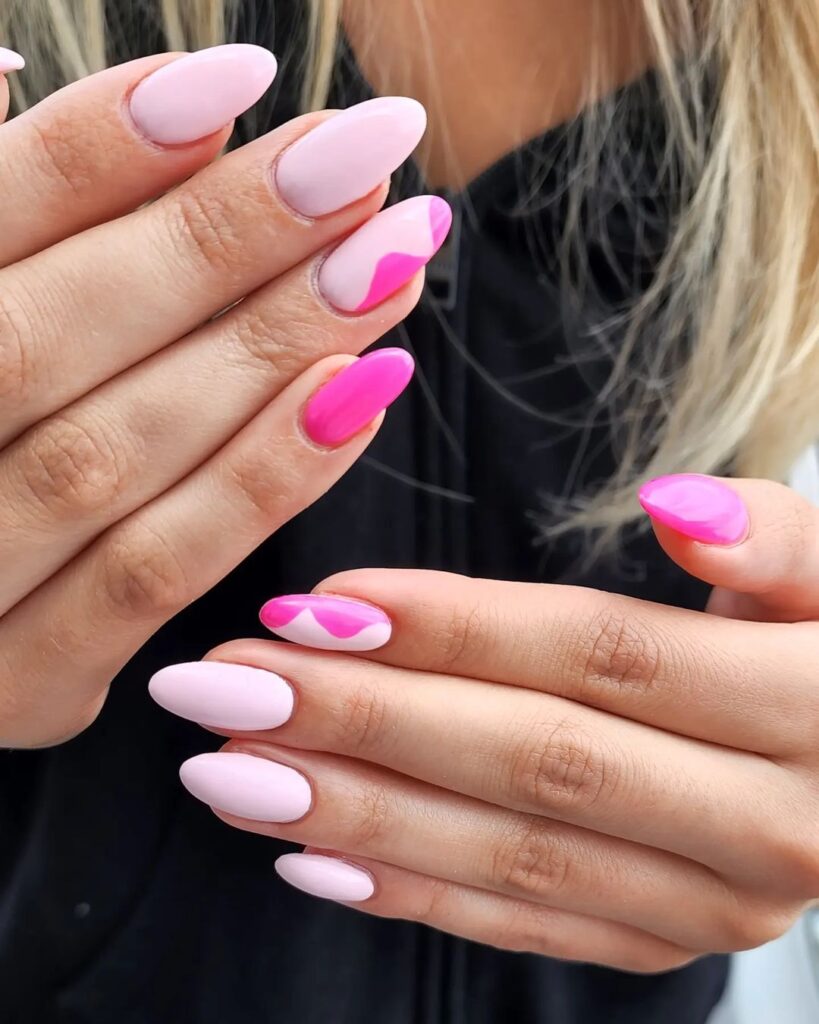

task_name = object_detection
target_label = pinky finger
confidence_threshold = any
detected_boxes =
[276,849,698,975]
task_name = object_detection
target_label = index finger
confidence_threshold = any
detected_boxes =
[260,569,818,756]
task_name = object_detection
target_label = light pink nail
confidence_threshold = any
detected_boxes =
[303,348,414,447]
[179,752,311,822]
[0,47,25,73]
[149,661,294,730]
[275,853,375,902]
[277,97,427,218]
[260,594,392,651]
[638,474,749,545]
[129,44,277,145]
[319,195,452,312]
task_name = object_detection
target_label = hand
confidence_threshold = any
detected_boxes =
[153,475,819,973]
[0,46,442,747]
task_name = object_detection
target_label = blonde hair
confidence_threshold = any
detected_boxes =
[1,0,817,535]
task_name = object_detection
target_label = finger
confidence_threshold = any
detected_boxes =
[0,207,430,613]
[638,475,819,622]
[0,47,25,122]
[0,47,276,266]
[0,96,427,443]
[265,570,817,756]
[0,350,412,748]
[188,641,803,883]
[171,737,761,951]
[277,851,696,973]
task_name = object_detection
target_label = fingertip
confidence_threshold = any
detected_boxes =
[638,474,749,547]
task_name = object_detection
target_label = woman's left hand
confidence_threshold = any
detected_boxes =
[151,475,819,973]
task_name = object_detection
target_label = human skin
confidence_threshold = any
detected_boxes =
[152,476,819,972]
[0,48,449,748]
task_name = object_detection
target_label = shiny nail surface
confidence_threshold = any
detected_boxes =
[276,853,375,902]
[638,474,749,545]
[129,44,277,145]
[149,661,294,730]
[304,348,414,447]
[319,195,452,312]
[179,752,311,822]
[0,47,25,73]
[260,594,392,651]
[277,97,426,217]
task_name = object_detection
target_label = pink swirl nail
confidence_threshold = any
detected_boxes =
[319,195,452,313]
[638,474,749,545]
[260,594,392,651]
[0,48,25,73]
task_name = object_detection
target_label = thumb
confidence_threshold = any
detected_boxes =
[638,474,819,622]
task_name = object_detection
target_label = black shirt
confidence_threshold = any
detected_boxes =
[0,5,728,1021]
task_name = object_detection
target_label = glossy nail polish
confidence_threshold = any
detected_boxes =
[275,853,375,902]
[129,44,277,146]
[638,474,749,545]
[303,348,414,447]
[277,97,427,217]
[179,752,311,822]
[318,195,452,312]
[0,48,25,73]
[260,594,392,651]
[149,661,294,730]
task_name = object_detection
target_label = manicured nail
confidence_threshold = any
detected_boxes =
[277,97,427,217]
[638,474,749,545]
[149,661,294,731]
[319,195,452,312]
[129,44,277,145]
[276,853,375,902]
[260,594,392,651]
[179,752,311,822]
[303,348,414,447]
[0,48,25,73]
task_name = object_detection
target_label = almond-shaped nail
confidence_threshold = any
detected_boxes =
[260,594,392,651]
[0,48,25,73]
[319,195,452,312]
[179,752,311,822]
[638,474,749,545]
[276,853,375,902]
[303,348,414,448]
[277,96,427,218]
[149,661,294,731]
[129,44,277,146]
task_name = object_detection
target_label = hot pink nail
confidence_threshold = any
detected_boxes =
[277,97,427,217]
[638,474,749,545]
[149,661,294,730]
[275,853,375,902]
[260,594,392,651]
[303,348,414,447]
[179,752,311,822]
[129,44,277,145]
[319,195,452,312]
[0,48,25,73]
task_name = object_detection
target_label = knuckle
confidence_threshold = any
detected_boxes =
[29,117,95,199]
[431,599,489,671]
[767,826,819,897]
[347,783,392,847]
[335,682,392,757]
[0,289,36,409]
[20,411,130,516]
[578,609,664,700]
[229,293,320,376]
[100,520,190,622]
[224,449,291,524]
[508,719,617,814]
[714,900,796,952]
[413,877,453,923]
[491,819,573,901]
[167,187,247,277]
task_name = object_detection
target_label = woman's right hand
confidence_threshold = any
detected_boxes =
[0,45,446,748]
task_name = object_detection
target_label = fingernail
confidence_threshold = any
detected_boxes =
[638,474,749,545]
[275,853,375,902]
[0,48,25,73]
[149,661,294,731]
[277,97,427,218]
[318,195,452,312]
[260,594,392,651]
[129,44,277,145]
[303,348,414,447]
[179,752,311,822]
